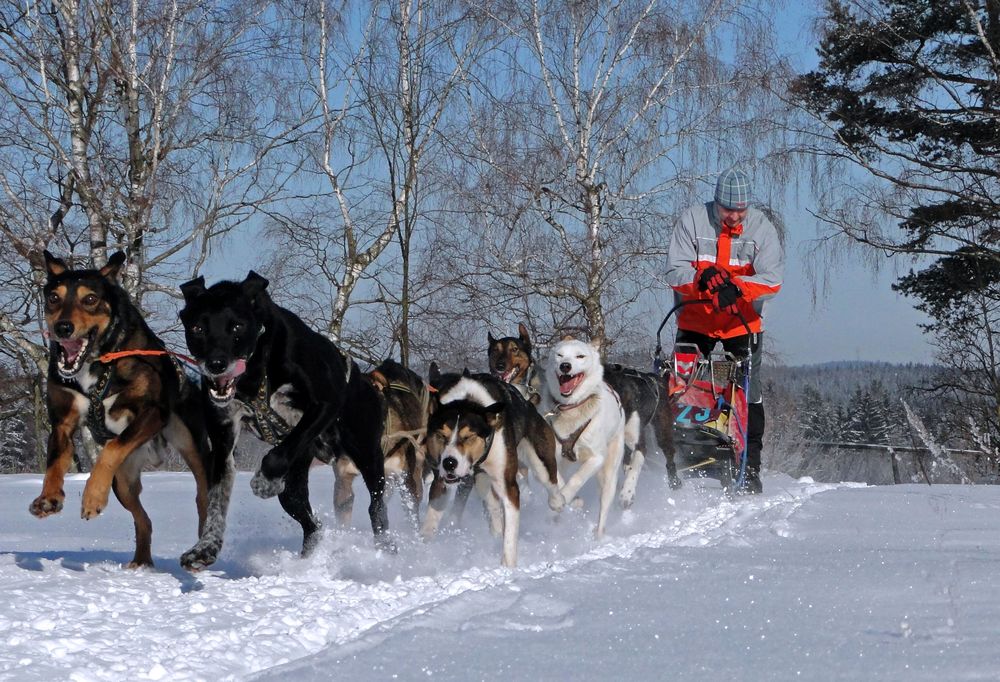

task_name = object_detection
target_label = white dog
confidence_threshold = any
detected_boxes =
[544,337,626,539]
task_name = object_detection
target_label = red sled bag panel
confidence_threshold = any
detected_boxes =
[668,375,748,456]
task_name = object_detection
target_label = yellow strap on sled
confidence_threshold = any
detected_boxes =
[676,457,717,473]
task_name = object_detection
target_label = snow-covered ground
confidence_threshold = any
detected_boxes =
[2,465,999,681]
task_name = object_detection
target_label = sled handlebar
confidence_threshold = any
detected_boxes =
[654,298,753,357]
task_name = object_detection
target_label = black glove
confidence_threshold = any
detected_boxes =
[697,266,730,292]
[713,281,742,312]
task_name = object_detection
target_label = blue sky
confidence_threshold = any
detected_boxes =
[760,2,936,366]
[766,231,935,365]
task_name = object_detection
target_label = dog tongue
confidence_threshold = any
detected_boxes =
[214,358,248,389]
[59,338,85,363]
[558,373,583,396]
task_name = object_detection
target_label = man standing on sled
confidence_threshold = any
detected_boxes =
[665,166,784,494]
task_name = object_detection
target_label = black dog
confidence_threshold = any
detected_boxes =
[179,271,390,554]
[31,251,227,569]
[604,364,680,503]
[333,359,430,527]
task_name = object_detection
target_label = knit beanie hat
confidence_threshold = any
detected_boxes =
[714,166,751,210]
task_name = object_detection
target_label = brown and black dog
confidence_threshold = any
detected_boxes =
[488,323,543,405]
[29,251,229,569]
[335,359,429,526]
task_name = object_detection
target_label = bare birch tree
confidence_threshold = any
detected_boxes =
[430,0,791,356]
[0,0,297,464]
[265,0,491,365]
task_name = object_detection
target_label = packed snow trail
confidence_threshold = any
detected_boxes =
[0,468,833,680]
[14,470,997,680]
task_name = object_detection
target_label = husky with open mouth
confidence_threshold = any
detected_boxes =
[544,336,626,539]
[30,251,226,570]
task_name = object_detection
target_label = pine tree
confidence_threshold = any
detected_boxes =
[790,0,1000,447]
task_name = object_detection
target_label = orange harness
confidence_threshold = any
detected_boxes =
[98,348,199,367]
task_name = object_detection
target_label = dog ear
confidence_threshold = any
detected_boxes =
[518,322,532,351]
[588,336,604,352]
[561,334,575,342]
[43,250,67,276]
[462,367,471,377]
[180,276,206,303]
[483,402,505,429]
[368,370,388,392]
[487,332,497,346]
[428,361,441,384]
[243,271,269,297]
[99,251,127,282]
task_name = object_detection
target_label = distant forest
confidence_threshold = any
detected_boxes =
[762,362,995,485]
[766,362,944,445]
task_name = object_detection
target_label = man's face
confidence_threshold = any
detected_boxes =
[716,204,748,229]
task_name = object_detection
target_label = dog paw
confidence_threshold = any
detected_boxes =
[250,470,285,498]
[668,473,683,490]
[618,490,635,510]
[301,530,324,558]
[180,543,219,571]
[548,491,566,512]
[570,496,585,510]
[80,487,108,520]
[81,503,105,520]
[29,494,64,518]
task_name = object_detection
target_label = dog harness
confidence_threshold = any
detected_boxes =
[54,323,125,445]
[83,364,117,445]
[241,345,355,445]
[555,420,589,462]
[547,384,623,462]
[368,374,430,454]
[522,364,542,403]
[246,374,292,446]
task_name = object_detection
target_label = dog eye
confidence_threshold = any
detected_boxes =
[231,322,245,335]
[46,292,60,305]
[82,294,98,306]
[190,324,204,335]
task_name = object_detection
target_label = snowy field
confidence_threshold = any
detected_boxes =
[2,465,999,681]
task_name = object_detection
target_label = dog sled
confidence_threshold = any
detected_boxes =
[655,302,752,495]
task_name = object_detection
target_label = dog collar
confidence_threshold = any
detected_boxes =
[473,431,495,471]
[556,392,598,412]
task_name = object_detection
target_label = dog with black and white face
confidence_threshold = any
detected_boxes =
[422,372,565,567]
[545,337,626,540]
[179,271,392,556]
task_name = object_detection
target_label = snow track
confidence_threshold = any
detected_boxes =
[1,470,843,680]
